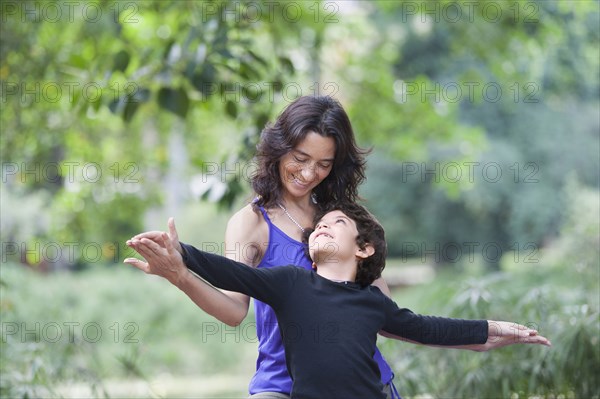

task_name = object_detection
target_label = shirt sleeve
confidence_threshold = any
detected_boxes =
[381,296,488,345]
[180,242,295,309]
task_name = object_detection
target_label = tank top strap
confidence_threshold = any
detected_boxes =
[256,204,274,227]
[252,197,272,224]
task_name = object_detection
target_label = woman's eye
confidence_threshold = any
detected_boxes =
[294,156,308,163]
[318,162,332,169]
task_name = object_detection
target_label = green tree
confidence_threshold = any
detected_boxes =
[351,0,600,267]
[1,0,322,266]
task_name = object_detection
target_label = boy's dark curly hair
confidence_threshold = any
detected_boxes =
[303,202,387,287]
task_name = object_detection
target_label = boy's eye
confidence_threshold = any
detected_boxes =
[336,219,346,224]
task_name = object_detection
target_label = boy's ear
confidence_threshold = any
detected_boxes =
[356,244,375,259]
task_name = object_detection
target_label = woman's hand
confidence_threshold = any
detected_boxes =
[125,223,188,287]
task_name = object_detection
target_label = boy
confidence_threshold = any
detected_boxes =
[125,203,551,399]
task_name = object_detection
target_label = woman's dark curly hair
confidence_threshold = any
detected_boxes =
[303,202,387,287]
[251,96,369,210]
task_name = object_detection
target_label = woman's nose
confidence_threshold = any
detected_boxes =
[301,165,316,181]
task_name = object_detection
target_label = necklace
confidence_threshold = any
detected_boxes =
[278,203,306,233]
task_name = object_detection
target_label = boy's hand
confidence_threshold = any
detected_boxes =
[127,217,183,254]
[480,321,552,351]
[125,226,188,287]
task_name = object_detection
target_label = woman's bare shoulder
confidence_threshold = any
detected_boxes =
[227,203,264,233]
[225,203,269,265]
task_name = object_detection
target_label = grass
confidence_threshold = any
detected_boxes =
[1,262,257,398]
[381,244,599,398]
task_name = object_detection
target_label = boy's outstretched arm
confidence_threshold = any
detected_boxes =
[382,320,551,351]
[125,232,293,307]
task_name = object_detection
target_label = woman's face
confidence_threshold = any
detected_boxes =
[278,131,336,199]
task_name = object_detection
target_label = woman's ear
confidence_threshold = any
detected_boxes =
[356,243,375,259]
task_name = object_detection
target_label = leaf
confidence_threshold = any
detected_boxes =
[217,48,234,59]
[189,44,208,74]
[254,112,269,130]
[122,87,150,123]
[108,98,124,114]
[242,85,263,102]
[131,87,151,103]
[191,63,217,97]
[218,177,243,209]
[278,56,295,74]
[157,87,190,118]
[107,87,150,122]
[247,49,268,66]
[123,101,140,123]
[162,40,176,61]
[112,50,130,72]
[271,81,284,92]
[239,61,260,80]
[225,100,237,118]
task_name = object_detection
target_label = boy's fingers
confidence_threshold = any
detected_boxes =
[140,237,165,255]
[512,323,525,330]
[513,323,537,333]
[124,258,149,273]
[518,333,551,346]
[130,231,163,241]
[530,336,551,346]
[162,232,175,254]
[126,240,144,255]
[168,217,179,240]
[134,241,160,261]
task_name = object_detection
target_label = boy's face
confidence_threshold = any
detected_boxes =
[308,210,364,264]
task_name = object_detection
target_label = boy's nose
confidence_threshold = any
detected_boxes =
[317,221,329,229]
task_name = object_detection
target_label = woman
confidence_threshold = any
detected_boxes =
[127,96,400,398]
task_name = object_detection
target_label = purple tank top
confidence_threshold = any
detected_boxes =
[248,205,394,394]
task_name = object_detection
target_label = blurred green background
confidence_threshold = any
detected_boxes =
[1,1,598,398]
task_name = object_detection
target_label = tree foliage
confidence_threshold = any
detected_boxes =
[2,1,598,271]
[353,0,599,266]
[380,185,599,398]
[1,0,317,265]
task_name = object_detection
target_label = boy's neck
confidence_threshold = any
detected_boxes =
[315,260,357,283]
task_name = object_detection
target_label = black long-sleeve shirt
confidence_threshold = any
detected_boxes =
[181,243,488,399]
